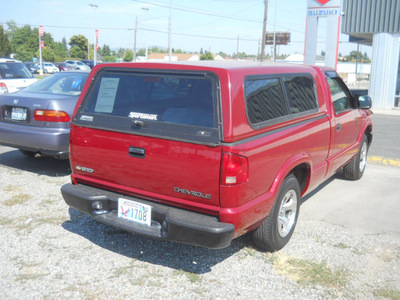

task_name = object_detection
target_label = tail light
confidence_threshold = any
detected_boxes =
[0,82,8,94]
[34,109,70,122]
[220,153,248,185]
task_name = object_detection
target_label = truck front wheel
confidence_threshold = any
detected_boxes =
[252,174,301,252]
[343,134,368,180]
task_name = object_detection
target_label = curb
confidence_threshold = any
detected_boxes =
[368,156,400,168]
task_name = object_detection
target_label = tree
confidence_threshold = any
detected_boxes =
[123,50,133,62]
[101,44,111,57]
[69,35,88,59]
[137,48,146,56]
[0,25,12,57]
[218,51,228,58]
[200,51,214,60]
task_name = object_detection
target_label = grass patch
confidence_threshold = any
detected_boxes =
[0,217,13,226]
[3,185,23,193]
[269,253,348,288]
[174,270,202,283]
[334,242,351,249]
[373,287,400,300]
[15,272,48,281]
[4,193,31,206]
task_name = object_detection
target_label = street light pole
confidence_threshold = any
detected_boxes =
[168,0,173,61]
[89,3,98,66]
[260,0,268,61]
[134,16,138,62]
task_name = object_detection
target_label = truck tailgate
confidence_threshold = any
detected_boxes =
[71,126,223,211]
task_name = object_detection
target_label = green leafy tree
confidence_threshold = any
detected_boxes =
[101,44,111,57]
[123,50,133,62]
[200,51,214,60]
[218,51,228,58]
[0,25,12,57]
[137,48,146,56]
[69,35,88,59]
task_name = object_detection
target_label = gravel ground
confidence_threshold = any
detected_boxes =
[0,149,399,300]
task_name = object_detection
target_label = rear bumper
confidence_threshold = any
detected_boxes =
[0,122,69,155]
[61,183,235,249]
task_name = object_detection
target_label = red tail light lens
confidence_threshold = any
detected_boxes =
[221,153,248,185]
[0,82,8,94]
[34,110,70,122]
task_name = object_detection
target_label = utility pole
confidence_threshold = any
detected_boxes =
[89,3,98,66]
[134,16,138,62]
[260,0,268,61]
[168,0,173,61]
[236,35,239,61]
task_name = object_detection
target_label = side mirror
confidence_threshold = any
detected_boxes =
[357,95,372,109]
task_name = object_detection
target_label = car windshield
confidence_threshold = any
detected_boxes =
[76,62,85,66]
[23,72,89,96]
[0,62,34,79]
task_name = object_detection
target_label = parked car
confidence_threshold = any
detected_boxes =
[0,71,89,159]
[61,62,372,251]
[24,62,38,74]
[56,62,74,72]
[0,58,37,94]
[42,62,59,73]
[65,60,91,71]
[81,59,94,69]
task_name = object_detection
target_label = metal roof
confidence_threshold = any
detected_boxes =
[342,0,400,45]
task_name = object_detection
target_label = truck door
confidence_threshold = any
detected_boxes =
[325,71,360,173]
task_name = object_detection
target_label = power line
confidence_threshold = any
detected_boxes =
[132,0,263,24]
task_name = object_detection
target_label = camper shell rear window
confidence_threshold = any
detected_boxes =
[75,68,221,145]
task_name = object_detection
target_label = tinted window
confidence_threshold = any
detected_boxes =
[245,78,288,124]
[83,72,215,128]
[284,76,317,114]
[0,62,34,79]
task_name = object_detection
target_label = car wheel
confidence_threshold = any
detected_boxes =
[343,134,368,180]
[252,174,301,252]
[19,149,36,157]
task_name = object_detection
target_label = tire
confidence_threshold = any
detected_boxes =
[19,149,36,157]
[343,134,368,180]
[252,174,301,252]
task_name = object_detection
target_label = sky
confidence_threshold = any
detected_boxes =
[1,0,371,57]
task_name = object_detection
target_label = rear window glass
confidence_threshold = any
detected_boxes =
[23,72,89,96]
[0,62,34,79]
[83,72,216,128]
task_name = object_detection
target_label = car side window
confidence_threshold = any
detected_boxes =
[245,78,288,124]
[325,72,353,114]
[284,75,317,114]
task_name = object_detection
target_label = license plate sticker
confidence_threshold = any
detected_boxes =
[118,198,152,226]
[11,107,27,121]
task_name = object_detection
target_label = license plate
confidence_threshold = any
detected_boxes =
[118,198,152,226]
[11,107,27,121]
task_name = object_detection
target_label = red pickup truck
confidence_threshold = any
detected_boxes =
[61,62,372,251]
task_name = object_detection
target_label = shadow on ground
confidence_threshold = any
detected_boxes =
[62,208,250,274]
[0,148,70,177]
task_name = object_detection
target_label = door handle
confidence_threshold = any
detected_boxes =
[336,123,341,131]
[129,146,145,158]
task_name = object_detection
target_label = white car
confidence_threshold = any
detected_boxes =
[0,58,37,94]
[38,62,59,74]
[64,60,91,71]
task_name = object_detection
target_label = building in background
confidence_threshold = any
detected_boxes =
[342,0,400,109]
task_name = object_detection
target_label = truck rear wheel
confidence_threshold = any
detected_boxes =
[252,174,300,252]
[343,134,368,180]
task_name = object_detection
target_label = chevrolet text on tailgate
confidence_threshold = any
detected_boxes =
[61,62,372,251]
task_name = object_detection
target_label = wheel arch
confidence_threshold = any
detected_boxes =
[271,154,312,199]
